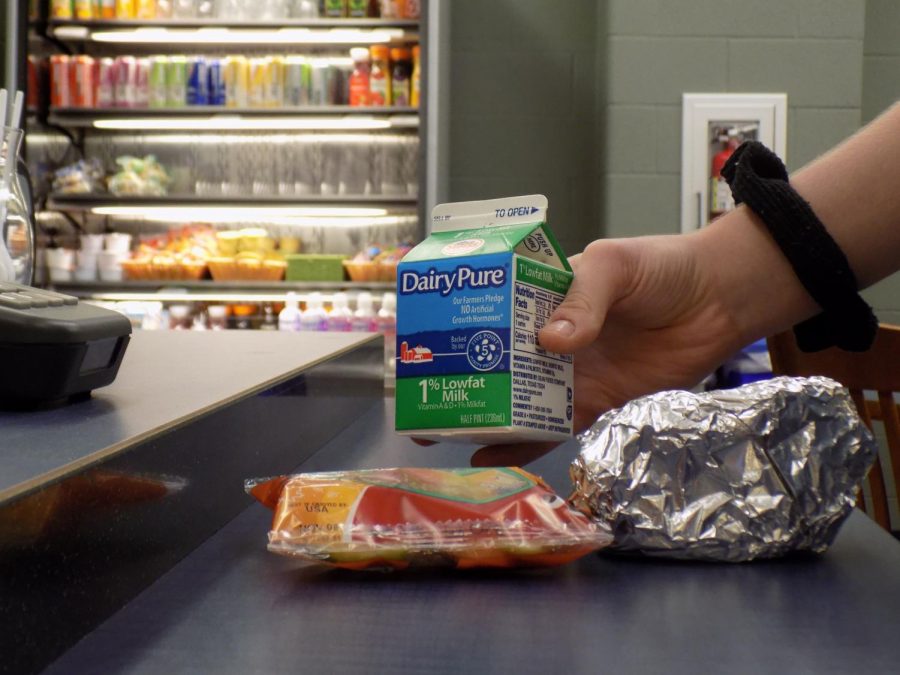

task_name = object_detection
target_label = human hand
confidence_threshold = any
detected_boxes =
[471,233,747,466]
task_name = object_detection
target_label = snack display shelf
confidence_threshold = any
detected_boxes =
[52,279,395,303]
[47,193,419,210]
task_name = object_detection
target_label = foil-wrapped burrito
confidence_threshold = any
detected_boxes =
[569,376,877,562]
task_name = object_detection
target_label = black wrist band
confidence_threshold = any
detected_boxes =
[721,141,877,352]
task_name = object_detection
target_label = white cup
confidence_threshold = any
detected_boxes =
[76,250,98,270]
[80,234,104,253]
[46,248,75,270]
[104,233,132,254]
[98,267,124,282]
[74,266,97,282]
[48,267,73,282]
[98,251,128,272]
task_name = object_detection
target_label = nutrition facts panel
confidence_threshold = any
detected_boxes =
[512,282,570,362]
[511,278,573,434]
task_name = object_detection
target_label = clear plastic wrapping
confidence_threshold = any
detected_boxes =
[247,467,612,571]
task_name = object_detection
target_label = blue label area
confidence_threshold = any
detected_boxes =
[397,328,511,377]
[397,252,512,378]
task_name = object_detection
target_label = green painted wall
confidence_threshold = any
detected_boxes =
[446,0,600,257]
[860,0,900,325]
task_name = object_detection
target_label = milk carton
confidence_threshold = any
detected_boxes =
[395,195,574,444]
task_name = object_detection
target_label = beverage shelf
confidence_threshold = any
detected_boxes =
[48,279,396,303]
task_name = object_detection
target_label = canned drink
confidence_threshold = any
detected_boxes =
[186,57,209,106]
[266,56,285,108]
[73,56,96,108]
[248,58,268,108]
[115,56,138,108]
[51,0,73,19]
[330,64,351,105]
[74,0,94,18]
[50,55,72,108]
[115,0,136,18]
[166,56,187,107]
[134,58,150,108]
[309,61,329,106]
[96,57,116,108]
[283,57,310,107]
[148,56,169,108]
[207,58,226,106]
[100,0,116,18]
[135,0,156,18]
[224,56,249,108]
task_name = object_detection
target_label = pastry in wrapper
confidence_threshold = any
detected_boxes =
[569,376,878,562]
[247,467,612,571]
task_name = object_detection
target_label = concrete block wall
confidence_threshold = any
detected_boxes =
[601,0,866,238]
[446,0,600,256]
[860,0,900,326]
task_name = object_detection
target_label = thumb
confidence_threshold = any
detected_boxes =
[538,241,631,354]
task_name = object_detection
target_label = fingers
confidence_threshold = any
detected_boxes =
[470,441,559,467]
[538,240,632,354]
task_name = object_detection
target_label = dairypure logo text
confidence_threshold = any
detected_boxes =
[400,265,506,297]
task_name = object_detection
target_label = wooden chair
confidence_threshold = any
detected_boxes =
[767,325,900,531]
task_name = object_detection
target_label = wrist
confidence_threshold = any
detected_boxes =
[693,206,819,346]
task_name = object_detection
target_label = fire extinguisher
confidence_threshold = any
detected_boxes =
[709,130,739,221]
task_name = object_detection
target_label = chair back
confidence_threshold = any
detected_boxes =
[767,325,900,532]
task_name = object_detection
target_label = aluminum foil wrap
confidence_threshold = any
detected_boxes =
[569,376,877,561]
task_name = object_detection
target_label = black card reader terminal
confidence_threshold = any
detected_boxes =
[0,282,132,407]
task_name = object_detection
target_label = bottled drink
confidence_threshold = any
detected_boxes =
[347,0,368,17]
[196,0,216,19]
[260,304,278,330]
[326,292,353,331]
[115,0,136,18]
[172,0,196,19]
[351,291,376,332]
[156,0,174,18]
[278,292,301,331]
[411,45,420,108]
[290,0,319,18]
[376,292,397,376]
[299,292,328,331]
[135,0,156,18]
[323,0,348,17]
[368,45,391,107]
[348,48,371,107]
[390,47,411,107]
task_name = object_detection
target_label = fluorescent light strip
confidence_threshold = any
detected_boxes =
[91,206,390,222]
[85,27,403,44]
[92,292,363,303]
[92,116,395,131]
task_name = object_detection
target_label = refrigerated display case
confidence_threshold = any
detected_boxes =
[15,0,448,322]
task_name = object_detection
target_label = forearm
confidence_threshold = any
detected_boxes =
[695,103,900,345]
[790,102,900,288]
